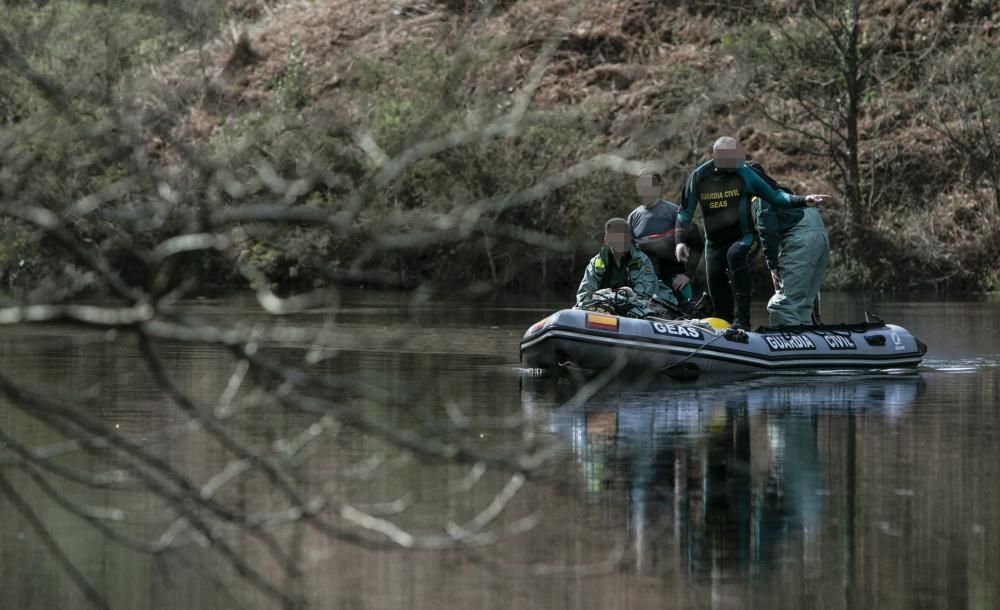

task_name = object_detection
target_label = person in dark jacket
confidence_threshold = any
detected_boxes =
[628,171,704,306]
[675,137,831,329]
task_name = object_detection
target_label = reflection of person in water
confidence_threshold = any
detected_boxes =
[627,391,812,578]
[539,375,923,580]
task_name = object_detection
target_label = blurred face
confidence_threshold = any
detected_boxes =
[713,138,746,171]
[604,228,630,256]
[635,175,660,206]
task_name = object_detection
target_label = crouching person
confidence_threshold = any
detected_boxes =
[629,171,705,308]
[752,187,830,326]
[576,218,659,316]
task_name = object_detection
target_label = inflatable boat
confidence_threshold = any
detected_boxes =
[520,309,927,375]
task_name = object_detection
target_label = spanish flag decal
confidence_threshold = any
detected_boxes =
[586,312,619,332]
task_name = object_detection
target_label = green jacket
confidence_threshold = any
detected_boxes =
[752,199,826,270]
[576,244,658,304]
[752,197,806,270]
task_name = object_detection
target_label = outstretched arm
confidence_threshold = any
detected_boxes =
[742,166,806,208]
[742,166,832,209]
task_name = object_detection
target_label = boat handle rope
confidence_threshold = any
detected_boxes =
[658,330,734,372]
[813,327,853,338]
[765,324,876,338]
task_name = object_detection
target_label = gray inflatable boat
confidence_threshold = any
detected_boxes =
[520,309,927,375]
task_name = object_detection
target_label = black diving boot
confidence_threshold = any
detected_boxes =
[731,293,752,330]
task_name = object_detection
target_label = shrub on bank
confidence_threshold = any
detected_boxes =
[2,1,998,296]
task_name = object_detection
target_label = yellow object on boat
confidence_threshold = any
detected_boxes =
[701,317,731,330]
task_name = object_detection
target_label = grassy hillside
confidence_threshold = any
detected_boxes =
[1,0,998,296]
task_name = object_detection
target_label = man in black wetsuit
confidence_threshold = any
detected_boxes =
[627,171,704,307]
[675,137,831,329]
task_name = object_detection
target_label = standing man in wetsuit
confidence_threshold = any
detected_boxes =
[675,137,831,329]
[628,171,704,308]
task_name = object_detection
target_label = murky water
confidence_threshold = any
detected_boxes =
[1,292,998,609]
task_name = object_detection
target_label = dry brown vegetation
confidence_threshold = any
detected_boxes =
[2,0,999,294]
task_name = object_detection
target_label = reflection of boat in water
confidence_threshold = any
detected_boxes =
[520,309,927,375]
[525,374,924,579]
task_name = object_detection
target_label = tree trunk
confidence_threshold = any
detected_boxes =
[844,0,865,259]
[992,176,1000,216]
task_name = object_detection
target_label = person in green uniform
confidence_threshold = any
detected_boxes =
[675,137,832,329]
[750,162,830,326]
[576,217,659,305]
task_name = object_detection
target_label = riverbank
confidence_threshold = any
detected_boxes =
[1,0,998,295]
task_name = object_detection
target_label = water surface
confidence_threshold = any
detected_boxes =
[0,292,997,609]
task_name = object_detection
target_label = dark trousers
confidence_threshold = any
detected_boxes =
[705,238,759,322]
